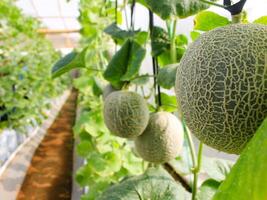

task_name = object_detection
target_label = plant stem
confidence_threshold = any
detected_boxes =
[182,120,197,170]
[170,19,177,63]
[182,119,200,200]
[231,13,242,23]
[163,163,192,193]
[192,142,203,200]
[196,142,203,172]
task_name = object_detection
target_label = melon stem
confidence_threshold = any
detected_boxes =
[163,163,192,192]
[170,19,177,63]
[231,13,242,23]
[183,120,202,200]
[192,142,203,200]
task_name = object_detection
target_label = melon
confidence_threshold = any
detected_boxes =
[104,91,149,138]
[175,24,267,154]
[134,112,184,163]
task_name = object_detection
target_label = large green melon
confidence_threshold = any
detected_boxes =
[134,112,184,163]
[175,24,267,154]
[104,91,149,138]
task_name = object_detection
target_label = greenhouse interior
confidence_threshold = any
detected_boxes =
[0,0,267,199]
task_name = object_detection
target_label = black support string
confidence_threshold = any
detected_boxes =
[149,10,161,107]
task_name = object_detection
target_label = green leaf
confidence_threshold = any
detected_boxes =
[176,46,186,62]
[104,23,138,44]
[158,50,173,66]
[120,42,146,81]
[87,153,107,173]
[157,64,178,89]
[197,179,221,200]
[103,151,122,172]
[201,156,233,182]
[104,23,148,45]
[176,34,188,46]
[76,165,93,186]
[52,48,88,78]
[253,16,267,25]
[104,40,146,87]
[131,74,150,85]
[73,76,93,90]
[148,103,157,112]
[139,0,217,20]
[103,40,131,88]
[97,167,190,200]
[213,118,267,200]
[151,26,170,57]
[77,141,94,157]
[122,151,144,175]
[194,11,230,31]
[190,31,201,41]
[92,77,104,97]
[134,31,148,45]
[159,92,177,112]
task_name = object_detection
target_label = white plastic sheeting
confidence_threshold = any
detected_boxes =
[0,90,71,168]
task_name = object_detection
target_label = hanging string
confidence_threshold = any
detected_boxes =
[130,0,136,31]
[149,10,161,107]
[115,0,118,25]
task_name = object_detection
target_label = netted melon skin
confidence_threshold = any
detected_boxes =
[134,112,184,163]
[104,91,149,138]
[175,24,267,154]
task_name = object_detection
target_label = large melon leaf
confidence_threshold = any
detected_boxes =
[213,118,267,200]
[253,16,267,25]
[151,26,170,57]
[137,0,217,20]
[198,179,221,200]
[97,167,190,200]
[201,157,233,182]
[157,64,178,89]
[104,23,139,44]
[194,11,230,31]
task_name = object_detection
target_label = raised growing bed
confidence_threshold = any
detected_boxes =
[0,90,71,200]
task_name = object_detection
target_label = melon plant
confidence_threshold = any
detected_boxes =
[175,24,267,154]
[134,112,184,163]
[104,91,149,138]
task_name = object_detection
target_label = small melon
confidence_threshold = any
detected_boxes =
[104,91,149,138]
[175,24,267,154]
[134,112,184,163]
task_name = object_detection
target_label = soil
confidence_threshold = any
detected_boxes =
[17,90,78,200]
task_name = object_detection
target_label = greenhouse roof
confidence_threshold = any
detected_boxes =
[16,0,81,52]
[15,0,267,52]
